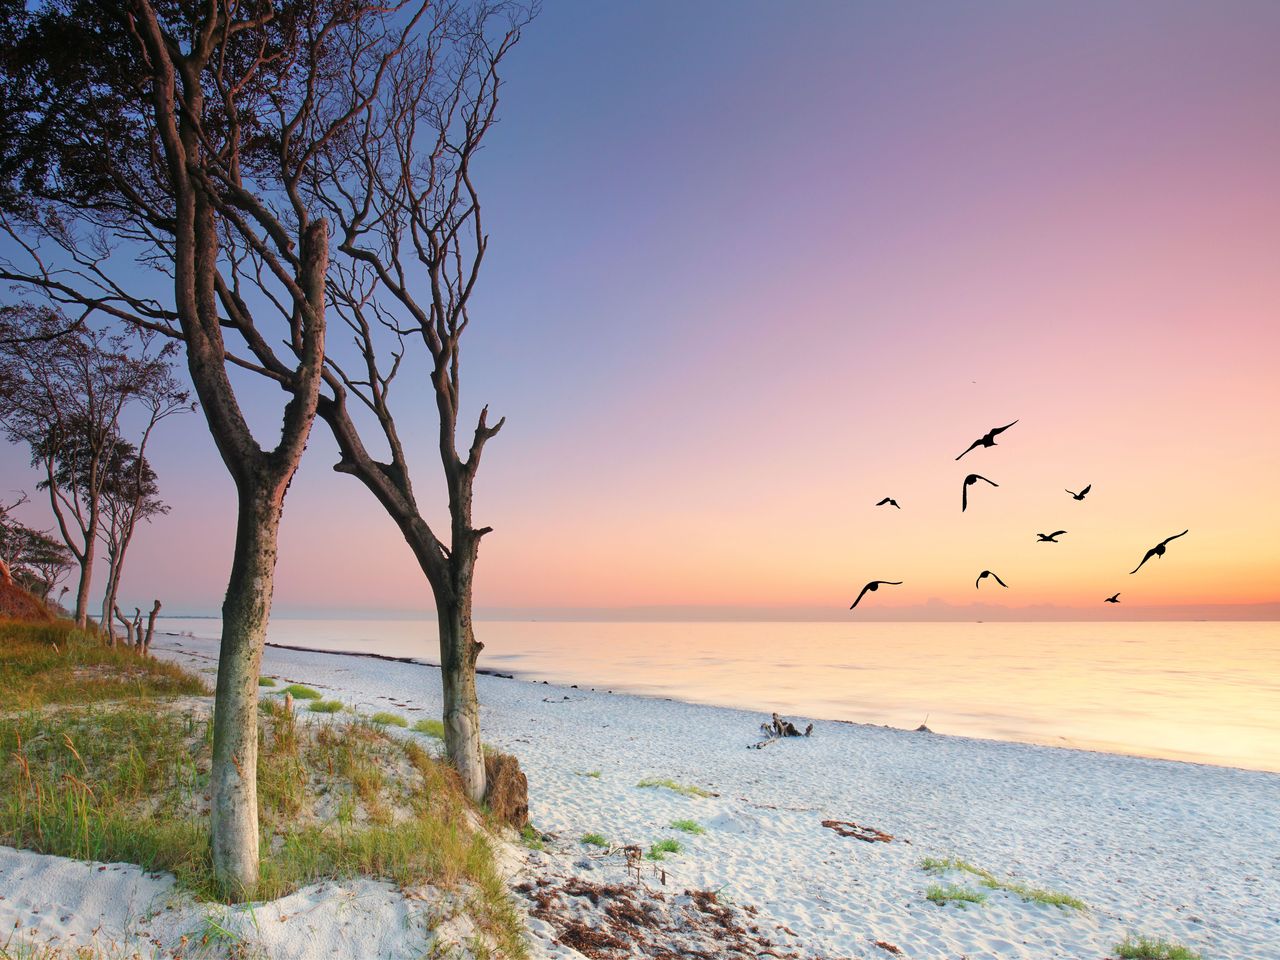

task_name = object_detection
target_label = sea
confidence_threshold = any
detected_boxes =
[157,618,1280,774]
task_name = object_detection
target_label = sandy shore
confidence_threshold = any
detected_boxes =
[4,634,1277,959]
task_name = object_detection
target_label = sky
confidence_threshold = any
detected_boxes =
[3,0,1279,619]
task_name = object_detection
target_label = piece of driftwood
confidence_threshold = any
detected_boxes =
[750,712,814,749]
[821,819,894,843]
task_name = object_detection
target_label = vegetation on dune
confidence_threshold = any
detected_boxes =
[921,856,1086,911]
[258,676,277,687]
[308,700,343,714]
[0,635,527,954]
[369,711,408,728]
[926,883,987,907]
[574,769,602,779]
[580,832,609,847]
[413,717,446,739]
[1114,934,1202,960]
[278,684,321,700]
[646,838,682,861]
[670,819,706,834]
[636,777,714,798]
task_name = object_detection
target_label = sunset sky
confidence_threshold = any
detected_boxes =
[3,0,1278,619]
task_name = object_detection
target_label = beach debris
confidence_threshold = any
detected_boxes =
[751,712,813,749]
[873,939,904,955]
[542,695,585,703]
[821,819,894,843]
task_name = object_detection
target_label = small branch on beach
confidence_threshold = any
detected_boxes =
[750,712,813,749]
[821,819,894,843]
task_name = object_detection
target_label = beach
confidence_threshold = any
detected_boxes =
[4,632,1271,959]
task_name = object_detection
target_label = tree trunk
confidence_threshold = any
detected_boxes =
[209,484,282,897]
[113,605,134,646]
[144,599,161,655]
[100,552,121,645]
[73,550,94,630]
[437,583,486,803]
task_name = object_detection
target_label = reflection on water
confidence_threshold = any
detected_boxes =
[158,618,1280,773]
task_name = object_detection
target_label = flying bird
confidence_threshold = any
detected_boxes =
[875,497,901,509]
[1105,593,1120,603]
[1130,530,1189,574]
[849,580,903,609]
[961,473,998,512]
[955,420,1018,460]
[1066,484,1091,501]
[975,570,1008,589]
[1035,531,1067,543]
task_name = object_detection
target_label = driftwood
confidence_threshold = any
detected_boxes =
[750,712,814,749]
[821,819,894,843]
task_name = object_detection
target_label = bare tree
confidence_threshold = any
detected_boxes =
[0,309,171,627]
[0,1,450,896]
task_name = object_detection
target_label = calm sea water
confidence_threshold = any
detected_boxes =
[157,618,1280,773]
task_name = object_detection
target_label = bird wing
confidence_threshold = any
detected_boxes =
[850,582,874,609]
[1080,484,1091,496]
[876,498,890,505]
[1065,489,1077,497]
[1050,531,1067,538]
[955,439,982,461]
[891,500,901,508]
[1159,529,1189,547]
[989,420,1018,437]
[1131,548,1157,574]
[975,474,998,486]
[975,573,984,589]
[992,572,1008,587]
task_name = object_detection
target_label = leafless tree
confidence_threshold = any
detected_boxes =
[0,2,428,895]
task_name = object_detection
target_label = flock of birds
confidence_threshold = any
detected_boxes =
[850,420,1190,610]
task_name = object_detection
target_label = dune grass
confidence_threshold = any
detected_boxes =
[520,824,544,851]
[308,699,343,714]
[580,832,608,847]
[574,769,601,779]
[369,711,407,728]
[1114,935,1201,960]
[0,620,207,708]
[926,883,987,907]
[636,777,714,798]
[258,676,277,687]
[921,856,1086,911]
[646,838,682,861]
[412,717,445,739]
[278,684,321,700]
[670,819,705,834]
[0,624,528,955]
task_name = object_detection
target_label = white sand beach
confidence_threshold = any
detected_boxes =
[4,633,1277,959]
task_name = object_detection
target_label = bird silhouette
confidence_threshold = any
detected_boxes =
[955,420,1018,460]
[1105,593,1120,603]
[1066,484,1091,501]
[849,580,903,609]
[1130,530,1189,574]
[975,570,1008,589]
[875,497,901,509]
[1035,530,1067,542]
[961,473,998,512]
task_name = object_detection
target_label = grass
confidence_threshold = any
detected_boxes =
[670,818,705,834]
[0,621,529,956]
[580,832,608,847]
[921,856,1086,911]
[369,711,407,728]
[278,684,321,700]
[0,620,207,709]
[926,883,987,907]
[413,718,445,739]
[1114,934,1202,960]
[520,824,544,851]
[574,769,601,778]
[308,699,343,714]
[636,777,714,798]
[258,677,277,687]
[646,838,682,861]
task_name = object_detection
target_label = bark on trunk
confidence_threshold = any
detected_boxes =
[437,588,485,802]
[144,599,161,655]
[210,486,281,896]
[73,551,94,630]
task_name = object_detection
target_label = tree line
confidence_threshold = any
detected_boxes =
[0,0,534,898]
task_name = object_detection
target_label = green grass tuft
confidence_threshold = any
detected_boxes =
[926,883,987,907]
[636,777,713,798]
[257,676,277,687]
[368,711,407,727]
[412,718,445,739]
[520,824,544,851]
[580,832,608,847]
[279,684,321,700]
[308,700,343,714]
[670,819,705,834]
[921,856,1085,910]
[646,838,682,860]
[1114,934,1202,960]
[574,769,602,778]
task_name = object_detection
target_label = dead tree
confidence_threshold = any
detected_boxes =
[143,599,161,655]
[113,604,137,647]
[0,2,410,896]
